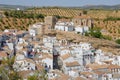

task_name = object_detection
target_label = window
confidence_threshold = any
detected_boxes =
[76,21,77,24]
[81,22,83,26]
[28,63,30,65]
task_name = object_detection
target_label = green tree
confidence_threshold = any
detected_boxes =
[83,10,87,15]
[4,10,45,19]
[102,35,112,40]
[4,11,9,17]
[115,39,120,44]
[118,29,120,34]
[28,75,38,80]
[36,14,45,19]
[0,66,22,80]
[85,32,89,36]
[89,27,102,38]
[27,70,47,80]
[2,57,15,70]
[104,16,120,21]
[9,70,22,80]
[54,15,61,19]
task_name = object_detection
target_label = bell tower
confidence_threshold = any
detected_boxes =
[53,44,59,69]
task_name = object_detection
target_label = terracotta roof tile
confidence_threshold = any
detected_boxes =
[60,53,71,60]
[86,63,108,70]
[25,58,35,64]
[73,15,91,19]
[108,64,120,69]
[75,77,87,80]
[65,61,80,67]
[80,71,94,77]
[0,51,7,57]
[93,71,105,75]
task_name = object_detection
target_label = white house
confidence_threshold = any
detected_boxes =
[62,61,82,74]
[75,25,89,34]
[55,21,74,31]
[83,26,89,32]
[29,29,36,36]
[16,43,28,51]
[43,36,57,44]
[17,8,20,11]
[94,49,113,65]
[47,70,70,80]
[29,22,44,36]
[6,42,14,50]
[41,47,52,54]
[60,53,74,63]
[60,48,70,55]
[42,54,53,69]
[79,42,92,51]
[4,29,9,33]
[17,38,26,44]
[112,56,120,66]
[75,26,83,34]
[102,73,120,80]
[13,57,36,71]
[15,54,25,61]
[44,42,53,48]
[68,70,79,77]
[70,47,83,65]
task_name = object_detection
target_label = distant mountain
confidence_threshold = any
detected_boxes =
[0,4,30,10]
[81,4,120,10]
[0,4,120,10]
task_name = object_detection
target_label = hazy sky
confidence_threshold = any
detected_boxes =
[0,0,120,6]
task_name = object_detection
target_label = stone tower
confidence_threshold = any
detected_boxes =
[72,13,93,28]
[44,16,57,29]
[53,44,59,69]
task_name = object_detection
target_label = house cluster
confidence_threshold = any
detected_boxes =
[0,14,120,80]
[50,38,120,80]
[29,13,93,37]
[54,13,93,34]
[1,28,120,80]
[0,29,26,61]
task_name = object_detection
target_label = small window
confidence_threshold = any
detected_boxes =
[28,63,30,65]
[81,22,83,26]
[76,21,77,23]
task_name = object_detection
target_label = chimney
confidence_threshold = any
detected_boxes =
[79,13,82,16]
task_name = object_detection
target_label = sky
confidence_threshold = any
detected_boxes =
[0,0,120,7]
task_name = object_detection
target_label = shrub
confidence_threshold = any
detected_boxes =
[89,27,102,38]
[115,39,120,44]
[104,16,120,21]
[85,32,89,36]
[102,35,112,40]
[83,10,87,15]
[4,10,45,19]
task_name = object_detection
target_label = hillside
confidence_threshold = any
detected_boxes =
[0,4,29,10]
[81,4,120,10]
[0,17,42,30]
[26,8,120,39]
[0,7,120,39]
[1,4,120,10]
[46,30,120,55]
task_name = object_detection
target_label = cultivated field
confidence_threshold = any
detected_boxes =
[0,8,120,39]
